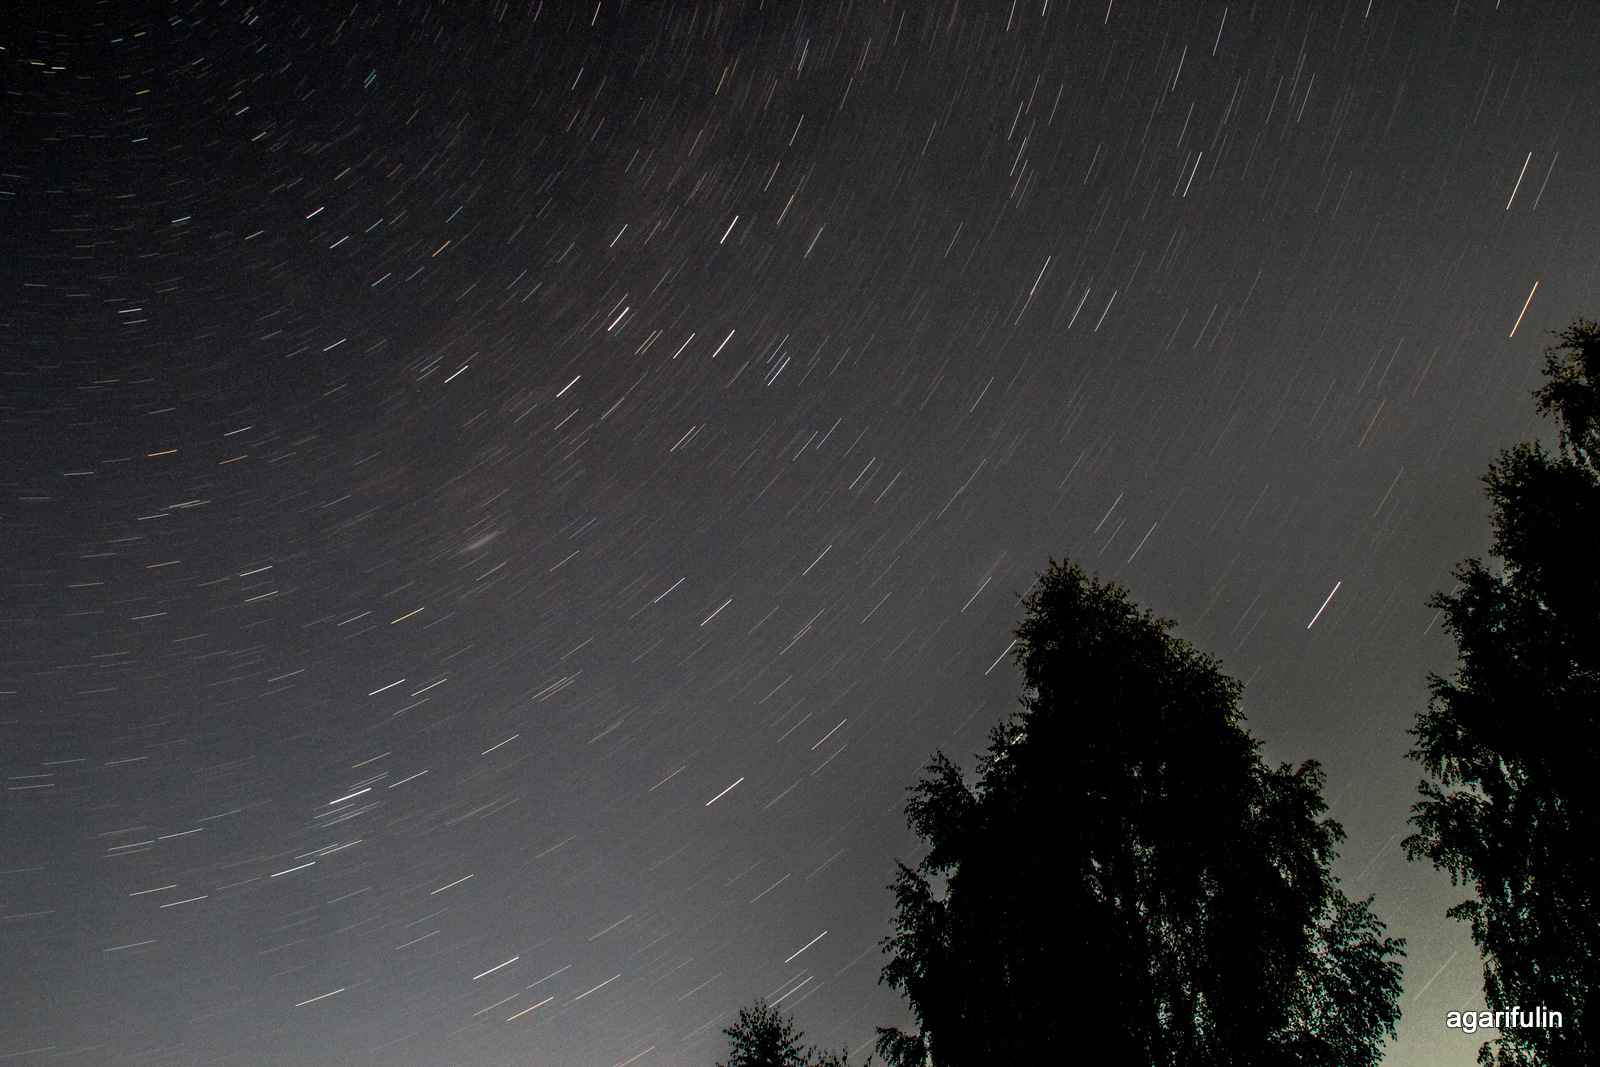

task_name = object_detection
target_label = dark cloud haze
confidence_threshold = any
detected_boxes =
[4,2,1598,1064]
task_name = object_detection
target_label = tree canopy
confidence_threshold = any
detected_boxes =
[875,560,1404,1066]
[718,998,869,1067]
[1406,320,1600,1066]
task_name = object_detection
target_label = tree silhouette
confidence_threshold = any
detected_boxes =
[875,560,1404,1066]
[718,998,870,1067]
[1406,320,1600,1066]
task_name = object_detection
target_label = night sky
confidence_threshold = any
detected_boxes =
[3,2,1597,1064]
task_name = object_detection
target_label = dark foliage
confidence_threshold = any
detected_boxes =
[718,998,870,1067]
[876,560,1404,1066]
[1406,320,1600,1066]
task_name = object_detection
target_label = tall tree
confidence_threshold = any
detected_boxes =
[718,998,869,1067]
[875,560,1404,1066]
[1406,320,1600,1066]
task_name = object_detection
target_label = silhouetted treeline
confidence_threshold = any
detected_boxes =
[1407,320,1600,1066]
[720,562,1403,1067]
[719,322,1600,1067]
[718,998,869,1067]
[872,560,1402,1066]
